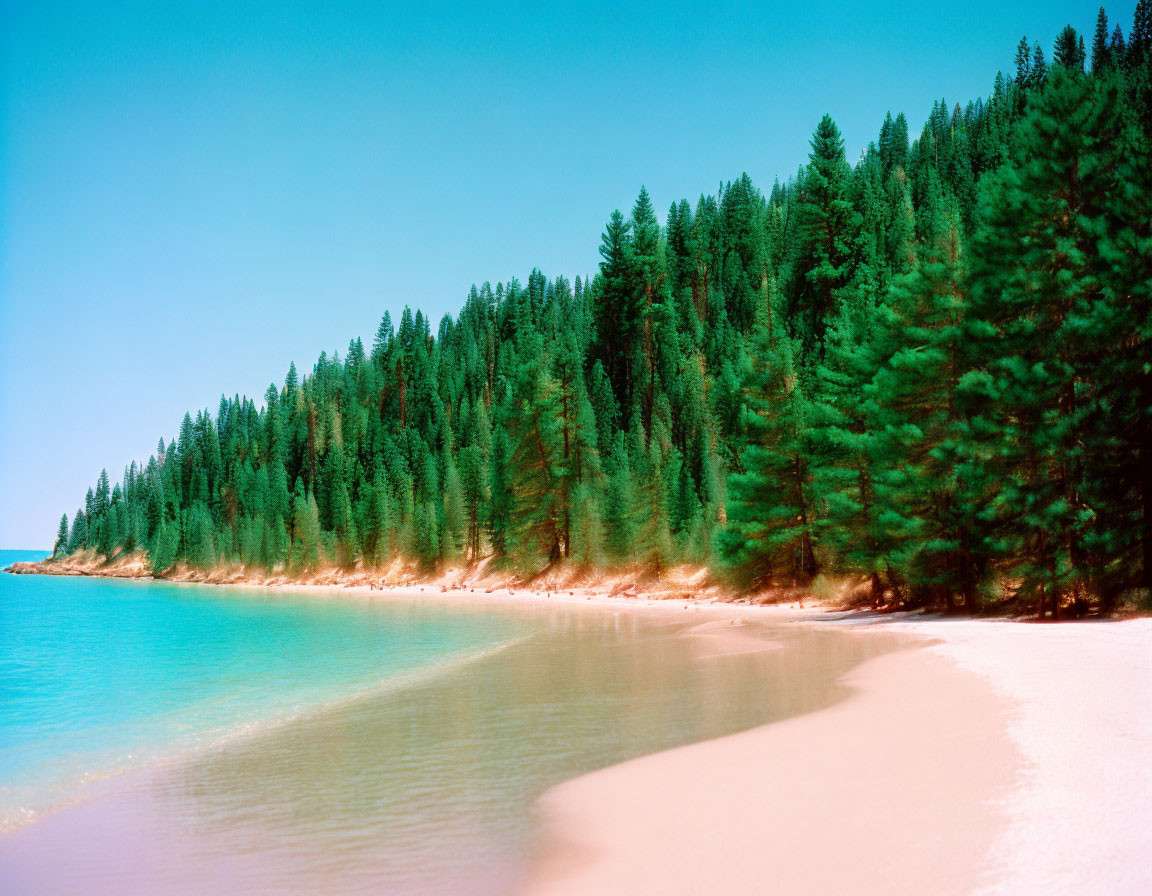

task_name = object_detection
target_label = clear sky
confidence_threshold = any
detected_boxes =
[0,0,1110,547]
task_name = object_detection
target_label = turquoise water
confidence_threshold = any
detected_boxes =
[0,551,524,829]
[0,552,901,894]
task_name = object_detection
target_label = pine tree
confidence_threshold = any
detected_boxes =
[603,433,637,563]
[719,301,817,588]
[569,472,606,567]
[185,503,217,569]
[1092,8,1111,71]
[150,517,180,573]
[789,115,865,352]
[504,343,565,564]
[54,514,69,557]
[487,411,513,560]
[591,209,641,413]
[634,438,674,573]
[810,282,889,600]
[1015,36,1032,88]
[94,469,110,520]
[1129,0,1150,69]
[69,509,87,552]
[441,448,465,562]
[412,498,440,568]
[873,201,986,611]
[291,487,322,573]
[891,113,910,172]
[878,111,895,174]
[961,67,1129,617]
[459,445,487,561]
[1030,42,1048,87]
[1054,25,1085,71]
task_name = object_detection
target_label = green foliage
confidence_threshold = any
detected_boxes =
[149,517,180,574]
[719,298,817,588]
[54,514,69,557]
[64,7,1149,614]
[291,490,322,573]
[961,64,1148,613]
[68,509,87,553]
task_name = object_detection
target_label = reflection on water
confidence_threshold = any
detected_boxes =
[0,599,905,895]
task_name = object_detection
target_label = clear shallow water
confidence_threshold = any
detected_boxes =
[0,555,904,895]
[0,551,525,829]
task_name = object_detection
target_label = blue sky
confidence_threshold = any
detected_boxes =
[0,0,1109,547]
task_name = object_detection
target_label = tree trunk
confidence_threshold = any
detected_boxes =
[561,383,571,558]
[870,572,884,609]
[962,580,979,615]
[1142,433,1151,589]
[1100,583,1119,616]
[941,584,953,616]
[395,359,407,429]
[885,565,904,608]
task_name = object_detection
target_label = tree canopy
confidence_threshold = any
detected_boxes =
[60,6,1152,617]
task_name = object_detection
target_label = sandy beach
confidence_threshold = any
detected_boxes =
[4,561,1150,894]
[0,574,897,895]
[522,614,1152,896]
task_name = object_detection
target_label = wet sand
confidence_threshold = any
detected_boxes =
[523,615,1152,896]
[0,589,905,895]
[3,576,1147,895]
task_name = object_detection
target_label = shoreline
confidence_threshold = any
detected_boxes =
[2,552,843,623]
[0,579,896,895]
[0,577,828,837]
[1,548,872,604]
[6,560,1150,893]
[9,553,1148,622]
[521,615,1152,896]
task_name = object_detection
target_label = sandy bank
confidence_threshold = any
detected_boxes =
[9,554,1150,894]
[3,552,835,611]
[522,617,1152,896]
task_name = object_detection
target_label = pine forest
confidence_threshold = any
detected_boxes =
[55,5,1152,617]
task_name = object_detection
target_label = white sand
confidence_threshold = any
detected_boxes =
[894,618,1152,895]
[12,562,1151,893]
[523,616,1152,896]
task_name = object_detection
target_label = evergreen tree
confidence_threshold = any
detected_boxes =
[591,209,641,414]
[719,302,817,587]
[150,517,180,573]
[873,202,987,611]
[890,113,910,172]
[788,115,865,352]
[810,283,889,601]
[1015,36,1032,88]
[441,449,466,562]
[54,514,69,557]
[459,445,487,561]
[69,509,87,553]
[1054,25,1085,71]
[1129,0,1150,68]
[291,488,322,573]
[1030,42,1048,87]
[1092,9,1111,71]
[961,67,1133,616]
[603,434,637,563]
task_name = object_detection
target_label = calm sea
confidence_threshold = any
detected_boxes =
[0,550,899,894]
